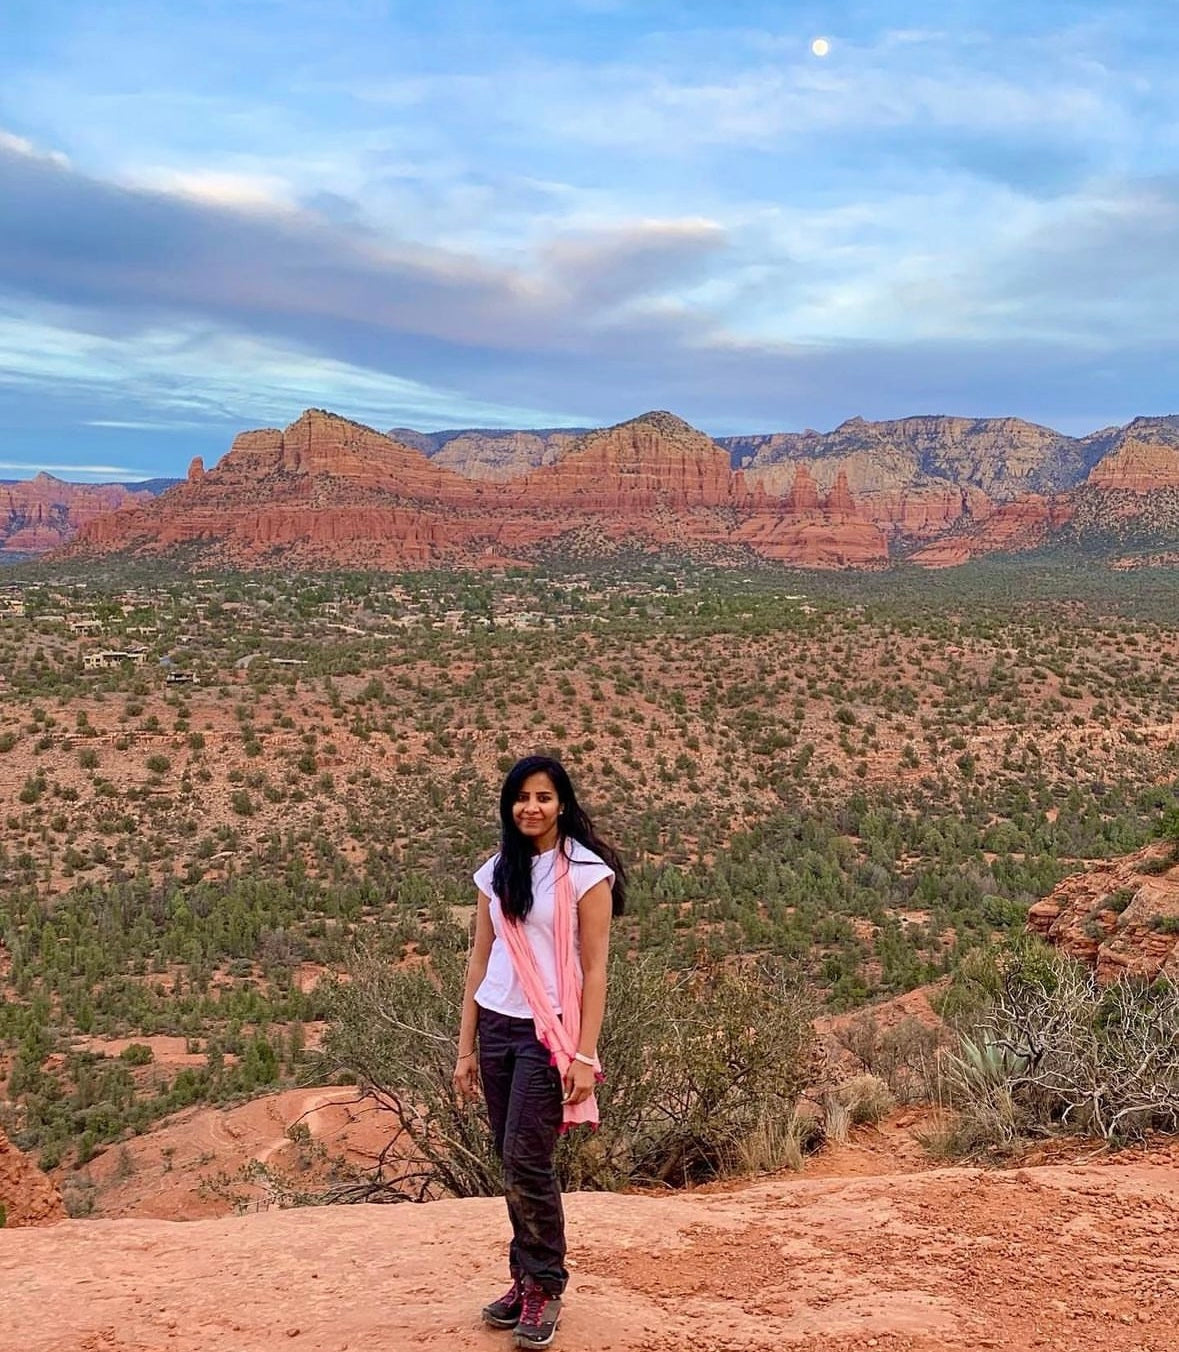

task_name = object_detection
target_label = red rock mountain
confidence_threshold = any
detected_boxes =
[68,409,890,570]
[58,408,1179,570]
[513,411,740,509]
[1,474,158,556]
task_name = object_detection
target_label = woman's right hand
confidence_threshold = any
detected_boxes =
[453,1052,480,1102]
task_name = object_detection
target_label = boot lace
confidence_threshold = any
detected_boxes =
[519,1285,552,1327]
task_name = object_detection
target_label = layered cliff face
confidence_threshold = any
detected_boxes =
[1061,419,1179,552]
[721,416,1094,549]
[1081,418,1179,505]
[908,495,1075,568]
[723,415,1085,497]
[73,410,489,567]
[413,412,1153,555]
[423,415,1083,499]
[513,412,739,510]
[398,426,589,481]
[67,409,886,570]
[60,406,1179,572]
[1087,436,1179,493]
[1027,843,1179,984]
[1,474,158,555]
[208,409,471,499]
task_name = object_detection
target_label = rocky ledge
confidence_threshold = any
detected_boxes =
[1027,842,1179,983]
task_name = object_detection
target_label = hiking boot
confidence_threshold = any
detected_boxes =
[513,1282,562,1349]
[482,1277,524,1329]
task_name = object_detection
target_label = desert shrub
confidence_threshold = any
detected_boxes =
[322,944,814,1200]
[1107,887,1137,914]
[569,953,814,1189]
[119,1043,154,1065]
[735,1105,823,1175]
[932,942,1179,1154]
[321,943,505,1202]
[1137,854,1174,876]
[829,1072,895,1125]
[61,1178,96,1218]
[835,1013,945,1103]
[822,1093,852,1145]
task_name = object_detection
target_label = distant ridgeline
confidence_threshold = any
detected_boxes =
[1,474,179,559]
[20,408,1179,570]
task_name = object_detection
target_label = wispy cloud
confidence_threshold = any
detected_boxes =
[85,419,204,430]
[0,460,139,476]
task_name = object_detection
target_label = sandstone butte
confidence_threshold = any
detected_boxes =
[67,409,892,570]
[56,407,1179,572]
[416,411,1179,550]
[1,474,154,555]
[1028,841,1179,984]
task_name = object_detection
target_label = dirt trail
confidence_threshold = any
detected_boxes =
[3,1146,1176,1352]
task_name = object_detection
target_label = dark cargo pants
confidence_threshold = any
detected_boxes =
[477,1006,568,1294]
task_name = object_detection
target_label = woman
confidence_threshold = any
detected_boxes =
[454,754,626,1350]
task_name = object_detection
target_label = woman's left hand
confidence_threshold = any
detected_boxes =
[562,1058,597,1107]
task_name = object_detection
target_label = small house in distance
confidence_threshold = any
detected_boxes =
[82,648,148,671]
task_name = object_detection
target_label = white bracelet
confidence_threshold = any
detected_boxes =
[573,1052,596,1066]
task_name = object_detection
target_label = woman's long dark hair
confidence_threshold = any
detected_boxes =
[491,754,627,923]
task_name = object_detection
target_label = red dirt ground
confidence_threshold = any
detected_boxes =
[3,1135,1176,1352]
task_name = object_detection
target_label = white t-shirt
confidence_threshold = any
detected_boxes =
[473,840,615,1019]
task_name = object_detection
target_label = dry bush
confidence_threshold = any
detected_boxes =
[321,944,501,1201]
[930,942,1179,1156]
[836,1013,946,1103]
[830,1072,895,1125]
[735,1105,823,1175]
[322,946,816,1198]
[822,1095,852,1145]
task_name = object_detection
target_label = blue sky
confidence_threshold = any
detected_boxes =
[1,0,1178,479]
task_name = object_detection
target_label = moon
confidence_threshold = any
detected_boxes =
[811,37,830,57]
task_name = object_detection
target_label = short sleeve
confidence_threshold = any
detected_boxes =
[567,841,614,901]
[572,861,614,901]
[473,854,498,897]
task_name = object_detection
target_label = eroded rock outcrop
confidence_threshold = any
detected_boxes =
[1027,844,1179,983]
[734,515,889,567]
[516,412,739,509]
[1087,436,1179,492]
[727,414,1087,499]
[0,1127,64,1227]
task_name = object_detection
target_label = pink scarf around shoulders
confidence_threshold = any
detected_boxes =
[497,852,602,1132]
